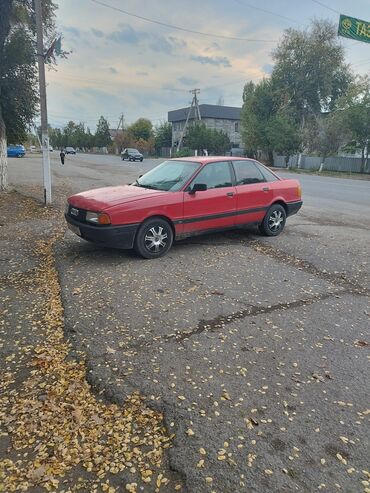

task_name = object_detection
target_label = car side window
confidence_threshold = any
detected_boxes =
[191,161,232,189]
[233,160,265,185]
[255,161,279,182]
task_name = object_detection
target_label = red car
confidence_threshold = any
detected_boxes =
[65,157,302,259]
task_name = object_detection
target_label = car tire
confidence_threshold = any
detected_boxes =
[134,218,173,259]
[17,154,22,158]
[140,158,143,162]
[259,204,286,236]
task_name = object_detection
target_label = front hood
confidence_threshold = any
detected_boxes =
[68,185,165,211]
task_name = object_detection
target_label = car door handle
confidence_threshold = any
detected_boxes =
[262,187,270,192]
[226,192,234,197]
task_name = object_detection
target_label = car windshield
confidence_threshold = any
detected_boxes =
[135,160,200,192]
[128,149,139,153]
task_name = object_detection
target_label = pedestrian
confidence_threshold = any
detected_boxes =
[60,148,65,165]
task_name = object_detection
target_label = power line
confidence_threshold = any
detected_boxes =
[310,0,340,14]
[232,0,299,25]
[88,0,277,42]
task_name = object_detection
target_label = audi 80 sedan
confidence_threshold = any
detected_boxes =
[65,157,302,259]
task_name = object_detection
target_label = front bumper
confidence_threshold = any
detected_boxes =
[286,200,303,216]
[65,214,139,249]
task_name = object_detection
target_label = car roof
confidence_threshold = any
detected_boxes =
[172,156,256,165]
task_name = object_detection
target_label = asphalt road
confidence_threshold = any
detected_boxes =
[8,154,370,492]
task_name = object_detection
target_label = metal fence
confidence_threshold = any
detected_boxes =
[274,154,369,173]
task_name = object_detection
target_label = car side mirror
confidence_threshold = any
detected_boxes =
[189,183,207,194]
[139,174,143,178]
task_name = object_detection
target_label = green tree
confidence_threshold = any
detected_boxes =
[128,118,153,141]
[49,126,63,149]
[0,0,59,190]
[266,111,301,165]
[184,123,210,153]
[337,76,370,173]
[303,113,348,167]
[208,129,231,155]
[184,123,231,155]
[154,122,172,154]
[241,79,276,163]
[94,116,111,148]
[271,19,352,128]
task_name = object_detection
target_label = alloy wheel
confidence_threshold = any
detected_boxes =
[268,210,284,232]
[144,226,168,253]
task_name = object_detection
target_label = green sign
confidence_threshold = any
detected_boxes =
[338,14,370,44]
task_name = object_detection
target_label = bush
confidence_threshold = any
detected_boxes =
[174,148,192,158]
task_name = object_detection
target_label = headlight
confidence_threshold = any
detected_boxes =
[86,211,111,225]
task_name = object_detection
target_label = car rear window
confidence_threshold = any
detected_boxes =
[232,160,265,185]
[255,162,279,182]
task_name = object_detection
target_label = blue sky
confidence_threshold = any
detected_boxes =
[45,0,370,130]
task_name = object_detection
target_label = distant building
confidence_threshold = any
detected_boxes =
[168,104,243,150]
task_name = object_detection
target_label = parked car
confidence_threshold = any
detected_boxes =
[65,147,76,154]
[121,148,143,162]
[7,144,26,158]
[29,145,37,153]
[65,157,302,259]
[49,145,53,152]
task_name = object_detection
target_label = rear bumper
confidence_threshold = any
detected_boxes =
[286,200,303,216]
[65,214,139,249]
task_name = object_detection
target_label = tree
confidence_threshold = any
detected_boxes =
[154,122,172,154]
[127,118,153,141]
[184,122,231,155]
[271,19,352,128]
[0,0,59,190]
[337,76,370,173]
[266,111,301,165]
[241,79,276,163]
[208,128,231,155]
[303,113,349,167]
[94,116,111,148]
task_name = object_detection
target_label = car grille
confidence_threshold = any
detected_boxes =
[66,205,87,223]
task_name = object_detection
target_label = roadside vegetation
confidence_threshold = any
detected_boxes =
[241,20,370,171]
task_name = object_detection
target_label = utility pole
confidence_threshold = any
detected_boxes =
[117,113,124,132]
[177,89,201,151]
[35,0,52,205]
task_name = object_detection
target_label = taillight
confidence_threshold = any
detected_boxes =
[297,184,302,199]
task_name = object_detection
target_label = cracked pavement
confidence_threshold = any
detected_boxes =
[6,155,370,492]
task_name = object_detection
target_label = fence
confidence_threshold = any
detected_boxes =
[274,154,369,174]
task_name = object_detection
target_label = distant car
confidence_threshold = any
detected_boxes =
[65,157,303,259]
[49,145,53,152]
[65,147,76,154]
[121,148,143,162]
[29,145,37,153]
[7,145,26,158]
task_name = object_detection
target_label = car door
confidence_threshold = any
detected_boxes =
[231,160,273,226]
[182,161,237,234]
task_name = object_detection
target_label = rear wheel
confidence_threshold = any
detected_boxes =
[259,204,286,236]
[134,218,173,259]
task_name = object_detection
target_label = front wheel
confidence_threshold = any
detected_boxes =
[140,158,143,162]
[134,218,173,259]
[259,204,286,236]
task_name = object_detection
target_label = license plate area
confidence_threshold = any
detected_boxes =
[68,223,81,236]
